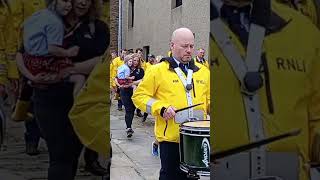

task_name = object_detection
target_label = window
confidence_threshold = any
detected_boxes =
[172,0,182,9]
[128,0,134,28]
[143,46,150,61]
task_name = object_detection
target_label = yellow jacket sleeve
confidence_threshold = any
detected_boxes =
[6,0,23,79]
[0,6,8,85]
[132,66,170,116]
[69,56,110,157]
[110,61,116,88]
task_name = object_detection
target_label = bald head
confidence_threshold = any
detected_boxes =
[170,28,195,64]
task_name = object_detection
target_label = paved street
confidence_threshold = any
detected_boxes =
[110,100,160,180]
[0,101,106,180]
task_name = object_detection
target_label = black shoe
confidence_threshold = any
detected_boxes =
[126,128,134,138]
[26,143,40,156]
[142,116,147,122]
[136,112,143,117]
[85,160,108,176]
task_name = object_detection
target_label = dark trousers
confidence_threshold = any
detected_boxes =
[21,79,41,145]
[84,148,99,164]
[117,87,123,109]
[159,142,190,180]
[33,82,83,180]
[19,77,33,101]
[24,119,41,145]
[119,88,135,128]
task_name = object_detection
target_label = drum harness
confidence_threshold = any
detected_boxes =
[174,65,195,120]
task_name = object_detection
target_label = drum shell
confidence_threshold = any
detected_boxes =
[179,121,210,174]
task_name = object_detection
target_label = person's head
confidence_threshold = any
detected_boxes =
[111,51,118,59]
[136,48,143,56]
[132,53,141,68]
[120,49,128,60]
[47,0,72,16]
[124,54,133,67]
[148,54,156,64]
[170,27,194,64]
[71,0,102,20]
[197,48,205,59]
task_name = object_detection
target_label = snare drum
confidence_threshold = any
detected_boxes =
[179,120,210,177]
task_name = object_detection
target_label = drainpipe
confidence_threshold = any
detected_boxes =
[118,0,122,52]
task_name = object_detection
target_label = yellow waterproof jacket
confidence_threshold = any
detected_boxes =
[132,58,210,143]
[0,4,9,85]
[69,56,110,157]
[140,59,146,70]
[6,0,46,79]
[211,2,320,180]
[144,62,152,73]
[110,56,124,78]
[110,60,115,88]
[193,57,209,69]
[276,0,320,28]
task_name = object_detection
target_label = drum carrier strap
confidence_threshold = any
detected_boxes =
[174,67,194,120]
[211,0,270,178]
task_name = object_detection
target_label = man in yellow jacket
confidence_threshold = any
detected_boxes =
[193,48,209,69]
[132,27,210,180]
[211,0,320,179]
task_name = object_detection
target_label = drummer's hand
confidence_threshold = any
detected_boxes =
[163,106,176,121]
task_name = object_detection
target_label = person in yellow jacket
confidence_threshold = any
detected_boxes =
[211,0,320,179]
[8,0,46,120]
[6,0,46,83]
[132,27,210,180]
[193,48,209,69]
[144,54,156,73]
[7,0,46,156]
[0,2,9,96]
[111,49,127,110]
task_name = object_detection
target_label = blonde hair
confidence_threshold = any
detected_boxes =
[124,54,133,64]
[132,53,142,68]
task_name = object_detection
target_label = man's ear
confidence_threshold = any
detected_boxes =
[169,42,174,51]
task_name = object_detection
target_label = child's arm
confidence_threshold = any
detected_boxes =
[127,76,135,80]
[48,45,79,57]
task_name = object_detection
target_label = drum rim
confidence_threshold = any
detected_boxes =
[180,132,210,137]
[181,121,210,130]
[180,164,210,176]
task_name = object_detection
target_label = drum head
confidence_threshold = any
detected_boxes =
[182,120,210,128]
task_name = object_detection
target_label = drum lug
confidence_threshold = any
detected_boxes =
[186,169,200,180]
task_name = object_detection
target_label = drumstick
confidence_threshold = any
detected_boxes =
[211,129,301,161]
[175,103,204,113]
